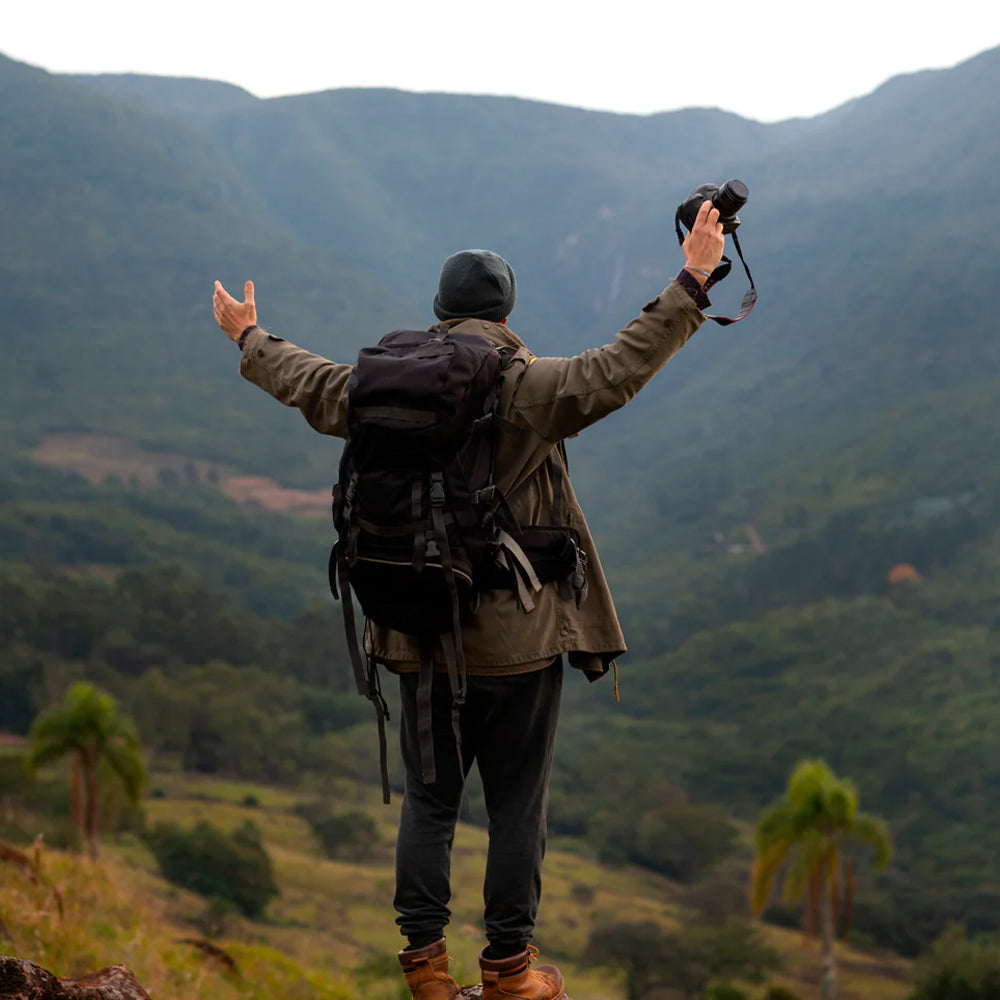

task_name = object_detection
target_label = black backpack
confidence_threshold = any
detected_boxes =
[330,325,544,801]
[330,325,592,801]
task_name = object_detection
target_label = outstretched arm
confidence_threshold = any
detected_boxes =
[213,279,352,439]
[511,201,725,442]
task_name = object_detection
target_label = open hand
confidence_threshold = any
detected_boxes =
[681,200,726,284]
[213,279,257,342]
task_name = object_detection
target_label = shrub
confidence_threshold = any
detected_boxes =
[911,924,1000,1000]
[143,819,279,918]
[585,919,777,1000]
[635,804,739,882]
[296,802,379,861]
[705,986,748,1000]
[764,987,802,1000]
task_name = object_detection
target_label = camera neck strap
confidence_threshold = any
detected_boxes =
[673,218,758,326]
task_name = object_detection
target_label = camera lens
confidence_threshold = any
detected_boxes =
[714,179,749,218]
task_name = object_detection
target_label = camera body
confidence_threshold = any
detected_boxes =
[676,179,749,235]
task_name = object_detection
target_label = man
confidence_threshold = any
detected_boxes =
[212,199,725,1000]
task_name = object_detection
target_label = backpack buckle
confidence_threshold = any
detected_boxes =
[342,474,359,519]
[472,485,496,506]
[430,480,446,506]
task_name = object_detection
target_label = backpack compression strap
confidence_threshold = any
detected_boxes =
[423,472,467,788]
[332,540,392,804]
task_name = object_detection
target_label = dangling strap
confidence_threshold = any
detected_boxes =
[428,471,467,789]
[337,544,368,698]
[702,231,757,326]
[439,630,466,790]
[495,528,543,612]
[335,543,391,802]
[417,637,437,785]
[365,644,391,805]
[673,213,758,325]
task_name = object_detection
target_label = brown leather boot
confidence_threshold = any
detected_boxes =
[398,939,460,1000]
[479,945,566,1000]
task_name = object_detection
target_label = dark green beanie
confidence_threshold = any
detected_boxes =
[433,249,517,323]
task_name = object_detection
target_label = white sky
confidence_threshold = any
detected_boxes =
[4,0,1000,122]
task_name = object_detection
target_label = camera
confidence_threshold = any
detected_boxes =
[673,178,757,324]
[676,179,749,235]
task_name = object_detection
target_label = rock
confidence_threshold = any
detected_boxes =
[0,958,152,999]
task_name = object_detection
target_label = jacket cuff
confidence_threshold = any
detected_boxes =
[238,324,258,351]
[675,268,712,310]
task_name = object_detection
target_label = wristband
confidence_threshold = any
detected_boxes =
[684,265,713,278]
[675,268,712,309]
[238,325,257,351]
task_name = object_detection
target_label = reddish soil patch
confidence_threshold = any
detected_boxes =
[33,432,328,518]
[221,476,330,514]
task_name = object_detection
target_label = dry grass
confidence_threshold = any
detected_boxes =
[757,924,911,1000]
[0,847,352,1000]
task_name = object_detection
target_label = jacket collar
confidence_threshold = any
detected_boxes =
[432,317,531,355]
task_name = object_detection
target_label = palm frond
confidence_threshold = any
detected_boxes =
[103,737,147,805]
[751,845,789,916]
[852,813,893,868]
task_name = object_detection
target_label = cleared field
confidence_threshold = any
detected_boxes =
[32,431,329,516]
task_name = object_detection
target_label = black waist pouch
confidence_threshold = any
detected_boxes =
[483,525,589,606]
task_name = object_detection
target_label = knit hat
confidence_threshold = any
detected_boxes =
[433,249,517,323]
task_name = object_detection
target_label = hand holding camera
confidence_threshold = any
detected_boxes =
[674,179,757,325]
[681,200,727,285]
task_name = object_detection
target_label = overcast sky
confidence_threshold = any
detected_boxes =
[4,0,1000,122]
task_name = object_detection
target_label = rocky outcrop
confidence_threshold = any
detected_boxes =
[0,959,152,1000]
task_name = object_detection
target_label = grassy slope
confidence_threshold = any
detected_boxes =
[2,772,910,1000]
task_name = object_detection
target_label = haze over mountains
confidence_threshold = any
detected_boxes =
[4,45,1000,950]
[7,47,1000,527]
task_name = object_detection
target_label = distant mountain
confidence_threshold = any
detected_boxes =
[62,52,1000,532]
[0,53,412,478]
[65,72,258,122]
[4,44,1000,568]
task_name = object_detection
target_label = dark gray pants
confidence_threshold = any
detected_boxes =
[394,658,563,954]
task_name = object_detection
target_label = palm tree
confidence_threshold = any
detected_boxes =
[28,682,146,859]
[750,759,891,1000]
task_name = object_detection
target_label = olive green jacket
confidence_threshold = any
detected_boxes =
[239,279,706,679]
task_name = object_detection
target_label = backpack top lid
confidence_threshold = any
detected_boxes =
[346,328,503,466]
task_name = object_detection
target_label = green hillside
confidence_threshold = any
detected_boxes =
[0,52,412,481]
[60,48,1000,565]
[1,768,912,1000]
